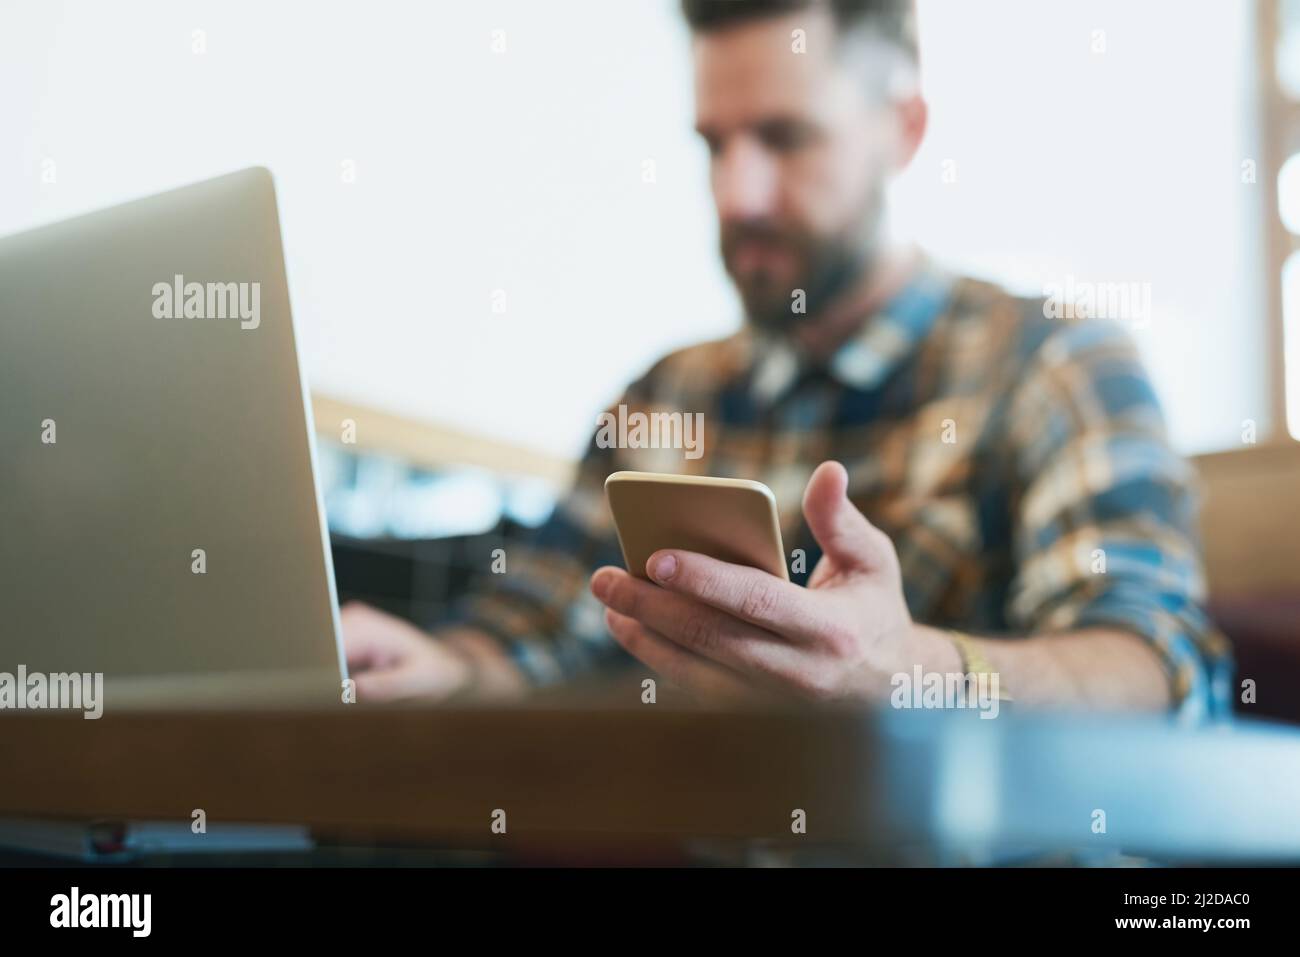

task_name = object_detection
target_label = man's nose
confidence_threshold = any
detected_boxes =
[712,139,779,224]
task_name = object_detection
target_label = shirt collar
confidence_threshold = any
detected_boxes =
[748,257,955,404]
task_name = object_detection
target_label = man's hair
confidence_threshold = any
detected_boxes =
[680,0,917,63]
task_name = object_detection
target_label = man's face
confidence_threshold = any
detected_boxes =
[692,10,902,330]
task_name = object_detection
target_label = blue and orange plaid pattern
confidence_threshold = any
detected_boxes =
[453,259,1233,721]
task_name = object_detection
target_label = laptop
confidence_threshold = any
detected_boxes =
[0,168,347,709]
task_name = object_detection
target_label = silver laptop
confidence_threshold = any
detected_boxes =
[0,168,346,709]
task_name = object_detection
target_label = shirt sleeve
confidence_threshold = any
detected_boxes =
[1001,318,1233,722]
[444,425,626,686]
[441,336,713,689]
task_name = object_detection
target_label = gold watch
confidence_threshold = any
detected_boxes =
[947,629,1013,702]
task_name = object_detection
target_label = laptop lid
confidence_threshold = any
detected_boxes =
[0,168,346,709]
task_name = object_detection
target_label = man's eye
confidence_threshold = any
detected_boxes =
[759,124,815,153]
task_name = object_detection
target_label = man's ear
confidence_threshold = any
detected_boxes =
[891,93,927,171]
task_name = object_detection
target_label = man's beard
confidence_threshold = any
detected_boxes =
[722,203,882,333]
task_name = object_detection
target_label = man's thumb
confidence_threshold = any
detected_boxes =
[802,461,892,574]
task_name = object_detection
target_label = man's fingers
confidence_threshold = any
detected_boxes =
[352,665,423,703]
[603,609,757,701]
[352,656,467,703]
[801,460,894,575]
[635,550,835,642]
[592,566,810,677]
[340,603,392,670]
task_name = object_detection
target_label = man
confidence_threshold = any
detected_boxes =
[343,0,1230,718]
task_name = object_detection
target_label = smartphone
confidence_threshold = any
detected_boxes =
[604,471,789,581]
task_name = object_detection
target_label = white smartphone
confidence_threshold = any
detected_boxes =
[604,471,789,581]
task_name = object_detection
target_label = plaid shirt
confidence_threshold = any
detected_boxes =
[456,259,1233,721]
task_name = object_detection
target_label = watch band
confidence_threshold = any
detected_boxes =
[947,629,1013,702]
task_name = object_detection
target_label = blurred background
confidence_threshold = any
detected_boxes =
[4,0,1299,718]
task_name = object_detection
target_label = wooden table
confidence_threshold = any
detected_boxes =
[2,700,1298,864]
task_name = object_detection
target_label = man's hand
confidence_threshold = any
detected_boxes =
[589,461,935,702]
[590,460,1176,710]
[340,602,527,703]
